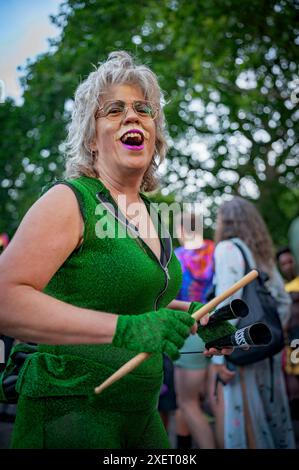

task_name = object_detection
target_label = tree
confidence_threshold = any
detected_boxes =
[1,0,298,245]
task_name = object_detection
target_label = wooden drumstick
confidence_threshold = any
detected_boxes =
[94,269,259,394]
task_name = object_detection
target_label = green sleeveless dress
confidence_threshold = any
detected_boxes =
[11,176,183,448]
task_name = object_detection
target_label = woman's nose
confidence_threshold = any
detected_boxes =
[122,105,140,123]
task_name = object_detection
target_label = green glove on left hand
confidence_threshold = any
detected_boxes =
[112,308,195,361]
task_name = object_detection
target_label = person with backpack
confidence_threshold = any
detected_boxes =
[276,247,299,425]
[211,197,295,449]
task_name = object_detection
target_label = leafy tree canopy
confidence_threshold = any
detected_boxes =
[1,0,298,246]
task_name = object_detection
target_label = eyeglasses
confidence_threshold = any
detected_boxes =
[95,100,159,121]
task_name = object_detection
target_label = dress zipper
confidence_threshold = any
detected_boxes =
[153,236,172,311]
[97,192,172,311]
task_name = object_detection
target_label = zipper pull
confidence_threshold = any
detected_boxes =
[164,266,170,280]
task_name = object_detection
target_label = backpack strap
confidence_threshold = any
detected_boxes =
[231,240,251,275]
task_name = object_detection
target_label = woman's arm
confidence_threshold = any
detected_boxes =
[167,299,190,311]
[0,184,117,344]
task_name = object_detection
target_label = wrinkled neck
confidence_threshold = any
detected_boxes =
[98,172,142,203]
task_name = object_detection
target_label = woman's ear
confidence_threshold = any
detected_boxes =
[89,139,98,153]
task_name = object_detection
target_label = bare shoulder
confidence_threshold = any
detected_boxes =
[25,183,84,246]
[0,183,84,291]
[37,182,82,212]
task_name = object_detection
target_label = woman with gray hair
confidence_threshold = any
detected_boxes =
[0,51,228,449]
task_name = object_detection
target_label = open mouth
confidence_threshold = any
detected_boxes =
[120,129,145,151]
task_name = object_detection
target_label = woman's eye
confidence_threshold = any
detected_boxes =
[136,104,151,115]
[108,107,122,114]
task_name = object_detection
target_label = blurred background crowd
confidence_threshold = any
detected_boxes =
[0,0,298,449]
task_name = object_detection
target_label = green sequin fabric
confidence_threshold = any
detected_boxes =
[188,301,237,343]
[197,321,237,343]
[112,308,195,360]
[11,176,183,448]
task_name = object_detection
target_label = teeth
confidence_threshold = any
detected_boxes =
[122,132,143,143]
[115,128,149,141]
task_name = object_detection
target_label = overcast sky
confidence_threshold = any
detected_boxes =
[0,0,62,102]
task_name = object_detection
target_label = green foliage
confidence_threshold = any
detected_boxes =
[1,0,298,246]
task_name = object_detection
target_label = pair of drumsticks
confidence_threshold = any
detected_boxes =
[94,270,258,394]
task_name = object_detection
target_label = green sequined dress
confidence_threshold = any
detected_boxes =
[11,176,182,448]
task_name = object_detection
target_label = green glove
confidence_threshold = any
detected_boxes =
[188,301,237,345]
[188,301,204,315]
[198,320,237,345]
[112,308,195,360]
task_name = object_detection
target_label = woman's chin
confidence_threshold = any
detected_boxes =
[119,150,150,168]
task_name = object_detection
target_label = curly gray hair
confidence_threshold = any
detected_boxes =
[64,51,168,192]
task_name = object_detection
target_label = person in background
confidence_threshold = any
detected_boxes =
[289,216,299,274]
[277,247,299,424]
[212,197,295,449]
[276,247,299,286]
[158,354,177,433]
[173,212,216,449]
[0,233,9,254]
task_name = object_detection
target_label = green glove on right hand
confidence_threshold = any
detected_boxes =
[188,301,204,316]
[112,308,195,361]
[188,301,237,345]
